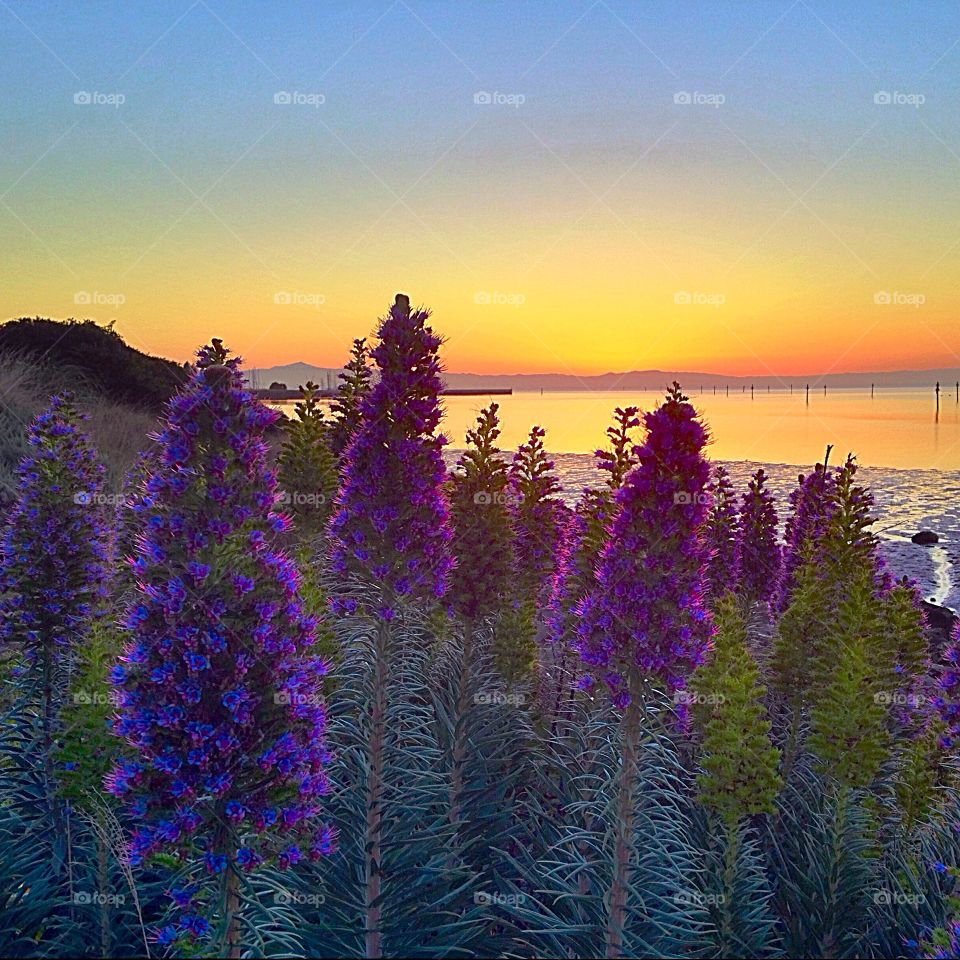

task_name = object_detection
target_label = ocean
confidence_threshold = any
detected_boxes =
[280,386,960,610]
[441,389,960,611]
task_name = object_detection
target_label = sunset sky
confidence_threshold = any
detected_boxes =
[3,1,960,377]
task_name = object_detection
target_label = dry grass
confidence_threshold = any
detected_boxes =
[0,352,158,503]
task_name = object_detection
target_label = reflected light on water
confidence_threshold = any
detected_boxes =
[440,388,960,471]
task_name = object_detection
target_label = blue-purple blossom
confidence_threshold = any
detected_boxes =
[106,340,335,941]
[733,468,781,607]
[329,295,452,612]
[937,621,960,748]
[575,384,713,707]
[0,393,110,658]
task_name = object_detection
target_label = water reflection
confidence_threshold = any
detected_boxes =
[438,388,960,471]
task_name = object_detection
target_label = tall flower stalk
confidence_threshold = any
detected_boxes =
[329,295,451,613]
[446,404,514,828]
[498,426,564,684]
[107,341,334,954]
[776,448,835,612]
[688,596,781,957]
[544,406,639,724]
[278,380,339,544]
[447,403,513,625]
[702,465,738,602]
[733,467,781,609]
[575,383,712,958]
[329,337,372,458]
[773,456,885,775]
[0,394,110,826]
[327,294,451,958]
[509,425,564,609]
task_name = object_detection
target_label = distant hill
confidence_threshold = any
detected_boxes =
[248,361,960,392]
[244,362,344,391]
[0,318,188,409]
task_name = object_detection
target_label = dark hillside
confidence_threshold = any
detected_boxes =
[0,317,188,409]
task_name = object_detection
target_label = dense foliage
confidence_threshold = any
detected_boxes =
[0,306,957,960]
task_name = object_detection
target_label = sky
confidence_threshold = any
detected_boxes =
[2,0,960,378]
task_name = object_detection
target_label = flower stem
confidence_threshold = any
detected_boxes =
[365,610,390,958]
[605,694,641,958]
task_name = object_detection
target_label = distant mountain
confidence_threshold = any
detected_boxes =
[244,362,343,391]
[247,361,960,392]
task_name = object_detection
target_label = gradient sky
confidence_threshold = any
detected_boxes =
[2,0,960,377]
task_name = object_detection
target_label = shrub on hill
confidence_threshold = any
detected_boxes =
[0,317,188,409]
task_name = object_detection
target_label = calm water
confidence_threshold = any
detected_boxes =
[440,388,960,472]
[440,390,960,609]
[278,386,960,607]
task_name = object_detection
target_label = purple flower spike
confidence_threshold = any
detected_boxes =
[0,393,110,659]
[733,468,781,608]
[106,340,334,940]
[776,453,837,611]
[701,465,738,601]
[329,295,452,610]
[575,383,713,705]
